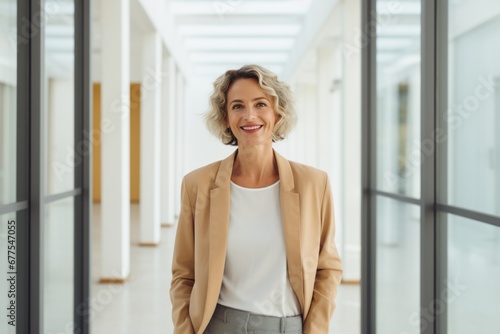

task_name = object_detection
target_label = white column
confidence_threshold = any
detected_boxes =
[161,53,174,226]
[165,57,177,224]
[139,32,162,245]
[174,70,184,216]
[316,46,336,173]
[100,0,130,281]
[330,43,345,274]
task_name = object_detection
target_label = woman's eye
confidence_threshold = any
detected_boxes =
[232,104,242,109]
[257,102,266,107]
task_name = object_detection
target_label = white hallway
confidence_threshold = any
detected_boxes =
[90,0,364,332]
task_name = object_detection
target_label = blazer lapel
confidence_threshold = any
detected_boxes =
[274,151,305,316]
[202,151,235,329]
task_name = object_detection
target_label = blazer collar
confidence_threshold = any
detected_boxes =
[214,149,295,192]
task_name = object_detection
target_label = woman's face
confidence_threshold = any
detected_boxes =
[226,78,277,148]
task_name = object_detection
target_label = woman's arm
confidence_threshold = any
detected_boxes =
[303,174,343,333]
[170,177,196,334]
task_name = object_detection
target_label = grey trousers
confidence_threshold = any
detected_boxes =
[203,303,303,334]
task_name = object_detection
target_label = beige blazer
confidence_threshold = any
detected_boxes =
[170,150,343,334]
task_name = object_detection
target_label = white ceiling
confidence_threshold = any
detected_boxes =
[34,0,422,80]
[170,0,312,77]
[168,0,422,78]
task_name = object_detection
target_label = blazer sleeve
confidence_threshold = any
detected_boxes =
[170,177,196,334]
[303,173,343,333]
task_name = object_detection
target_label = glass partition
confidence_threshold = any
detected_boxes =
[44,0,75,196]
[364,0,500,333]
[375,0,421,199]
[43,197,75,333]
[376,196,420,334]
[438,0,500,217]
[0,0,89,332]
[0,0,17,205]
[440,214,500,333]
[42,1,77,333]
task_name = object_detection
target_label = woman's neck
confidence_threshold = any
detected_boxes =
[231,145,279,188]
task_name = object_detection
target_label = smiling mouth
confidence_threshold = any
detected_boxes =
[241,125,263,131]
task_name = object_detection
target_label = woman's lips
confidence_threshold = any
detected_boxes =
[241,125,263,133]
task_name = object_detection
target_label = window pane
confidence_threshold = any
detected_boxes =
[375,0,421,198]
[0,212,17,334]
[439,0,500,216]
[44,0,75,195]
[43,197,74,333]
[376,196,420,333]
[0,0,17,205]
[441,214,500,333]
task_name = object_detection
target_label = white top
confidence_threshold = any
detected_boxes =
[217,180,301,317]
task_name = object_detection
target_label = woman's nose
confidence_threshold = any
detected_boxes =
[243,106,257,120]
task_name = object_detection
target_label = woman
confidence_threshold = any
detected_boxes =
[170,64,342,334]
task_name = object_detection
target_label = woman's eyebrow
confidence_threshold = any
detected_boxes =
[229,99,243,105]
[229,97,268,104]
[252,97,268,102]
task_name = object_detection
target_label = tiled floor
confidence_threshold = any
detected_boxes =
[91,204,361,334]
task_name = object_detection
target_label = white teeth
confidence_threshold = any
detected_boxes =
[242,125,261,130]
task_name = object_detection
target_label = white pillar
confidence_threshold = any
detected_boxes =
[139,32,162,245]
[316,46,336,174]
[100,0,130,281]
[161,53,174,226]
[330,43,345,272]
[174,70,184,217]
[165,57,177,224]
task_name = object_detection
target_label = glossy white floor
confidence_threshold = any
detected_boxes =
[91,203,361,334]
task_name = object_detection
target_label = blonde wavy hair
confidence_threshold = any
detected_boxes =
[204,64,297,146]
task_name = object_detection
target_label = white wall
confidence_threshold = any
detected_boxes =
[285,82,319,165]
[183,75,234,176]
